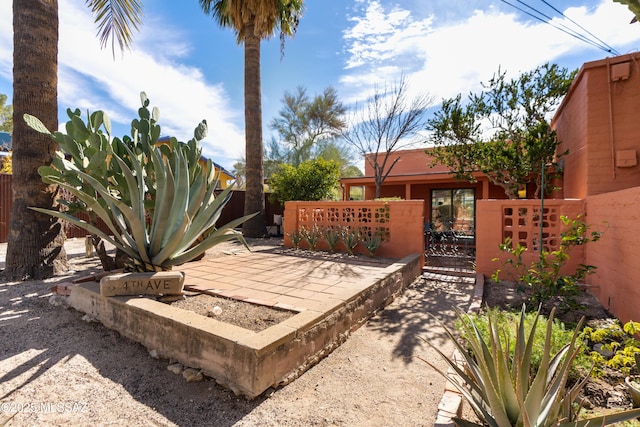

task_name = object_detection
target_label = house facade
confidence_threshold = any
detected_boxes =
[339,52,640,323]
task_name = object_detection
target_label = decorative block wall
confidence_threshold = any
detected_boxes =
[283,200,424,262]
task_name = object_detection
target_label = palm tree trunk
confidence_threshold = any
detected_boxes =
[241,19,267,238]
[4,0,68,280]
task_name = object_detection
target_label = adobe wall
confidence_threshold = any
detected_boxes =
[554,74,589,199]
[363,149,450,176]
[585,187,640,324]
[475,199,585,279]
[283,200,424,263]
[554,53,640,199]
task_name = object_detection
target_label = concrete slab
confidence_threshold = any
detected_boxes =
[63,250,422,399]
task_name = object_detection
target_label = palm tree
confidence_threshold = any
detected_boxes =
[4,0,142,280]
[4,0,67,280]
[199,0,304,237]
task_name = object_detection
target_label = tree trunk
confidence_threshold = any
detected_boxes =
[241,19,267,238]
[4,0,68,280]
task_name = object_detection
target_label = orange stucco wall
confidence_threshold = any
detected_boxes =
[475,199,585,279]
[363,148,451,176]
[584,187,640,324]
[554,53,640,199]
[283,200,424,263]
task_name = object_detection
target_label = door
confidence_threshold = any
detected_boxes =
[426,188,475,264]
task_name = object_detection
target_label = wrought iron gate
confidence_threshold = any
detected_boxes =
[424,228,475,268]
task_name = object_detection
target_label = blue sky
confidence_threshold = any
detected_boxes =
[0,0,639,170]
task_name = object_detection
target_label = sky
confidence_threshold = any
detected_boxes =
[0,0,639,171]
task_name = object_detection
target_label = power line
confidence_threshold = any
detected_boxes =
[498,0,620,56]
[538,0,619,54]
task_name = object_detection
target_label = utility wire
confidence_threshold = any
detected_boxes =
[498,0,620,55]
[538,0,619,55]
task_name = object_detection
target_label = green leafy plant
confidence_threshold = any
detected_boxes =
[340,226,360,255]
[27,93,255,272]
[269,158,341,205]
[300,225,321,250]
[492,215,602,310]
[456,307,578,377]
[323,226,341,253]
[421,305,640,427]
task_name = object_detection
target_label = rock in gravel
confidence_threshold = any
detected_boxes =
[81,313,98,323]
[148,349,160,359]
[182,368,204,382]
[207,306,223,317]
[167,363,183,375]
[48,295,67,307]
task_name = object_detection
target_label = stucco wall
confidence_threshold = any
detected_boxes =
[476,199,585,279]
[585,187,640,324]
[283,200,424,262]
[554,53,640,199]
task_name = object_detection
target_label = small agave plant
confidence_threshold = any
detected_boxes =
[421,305,640,427]
[323,226,341,253]
[26,93,255,273]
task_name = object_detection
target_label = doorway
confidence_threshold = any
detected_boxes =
[425,188,476,267]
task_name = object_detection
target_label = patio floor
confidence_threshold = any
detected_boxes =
[179,248,401,312]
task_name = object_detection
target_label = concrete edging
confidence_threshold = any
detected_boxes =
[433,273,485,427]
[63,253,423,399]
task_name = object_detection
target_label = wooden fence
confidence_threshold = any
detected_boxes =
[0,174,282,243]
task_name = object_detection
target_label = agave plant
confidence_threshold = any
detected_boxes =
[323,226,341,253]
[300,225,321,251]
[360,227,384,256]
[340,226,360,255]
[287,229,303,250]
[26,94,255,272]
[421,305,640,427]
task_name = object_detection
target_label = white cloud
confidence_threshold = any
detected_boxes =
[0,0,245,166]
[340,0,640,104]
[57,0,244,164]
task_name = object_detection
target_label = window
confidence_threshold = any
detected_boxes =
[430,189,475,232]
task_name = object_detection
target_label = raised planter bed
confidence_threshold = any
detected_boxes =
[62,253,421,398]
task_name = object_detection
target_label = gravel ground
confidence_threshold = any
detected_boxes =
[0,238,475,426]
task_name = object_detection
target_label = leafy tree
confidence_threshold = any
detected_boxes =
[269,158,340,205]
[199,0,304,238]
[613,0,640,23]
[0,93,12,133]
[269,86,347,167]
[342,75,433,198]
[427,63,576,199]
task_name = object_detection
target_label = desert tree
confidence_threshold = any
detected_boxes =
[427,63,575,199]
[341,75,433,198]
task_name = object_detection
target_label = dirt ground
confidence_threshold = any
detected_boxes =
[0,238,476,426]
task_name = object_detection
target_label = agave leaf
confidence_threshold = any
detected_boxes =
[30,207,138,261]
[557,407,640,427]
[151,211,190,266]
[418,348,500,427]
[148,148,171,256]
[167,213,256,266]
[161,149,190,245]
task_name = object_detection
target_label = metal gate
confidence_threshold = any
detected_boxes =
[424,228,475,268]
